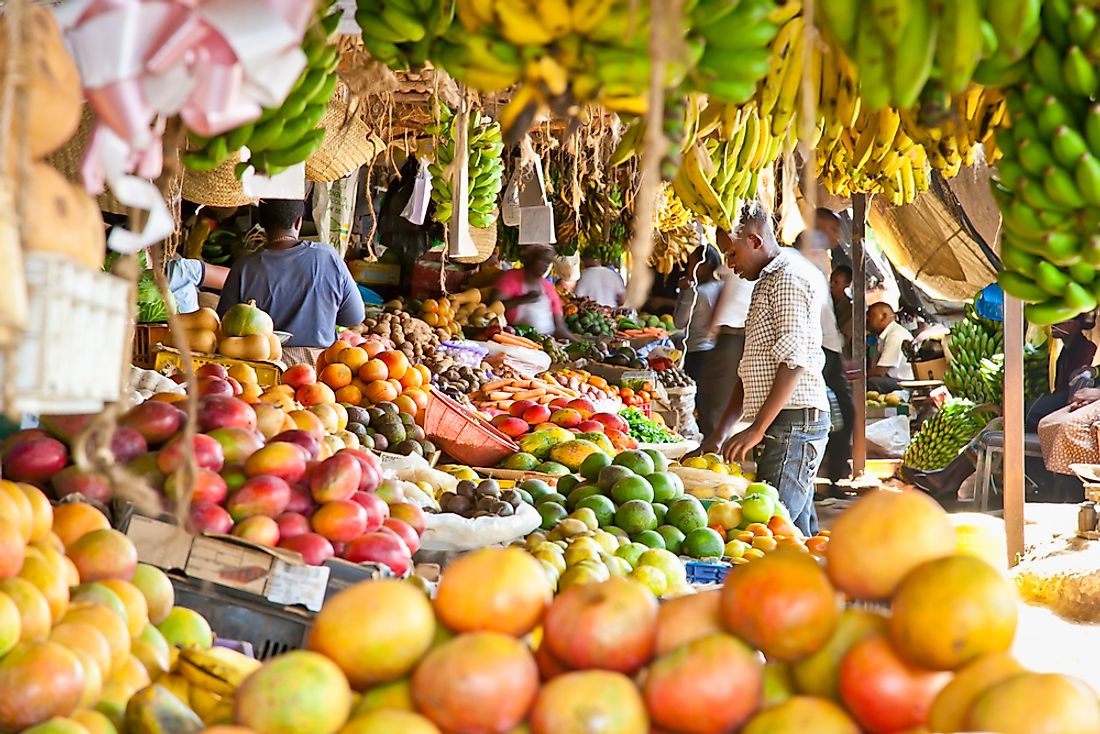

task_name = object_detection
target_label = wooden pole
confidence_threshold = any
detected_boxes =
[1003,295,1025,565]
[852,194,867,478]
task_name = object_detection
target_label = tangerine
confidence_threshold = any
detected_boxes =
[324,341,351,364]
[338,347,370,372]
[377,351,409,380]
[358,359,388,383]
[399,368,422,390]
[335,385,363,406]
[393,396,418,417]
[320,364,353,390]
[363,381,398,406]
[297,383,336,407]
[404,388,429,412]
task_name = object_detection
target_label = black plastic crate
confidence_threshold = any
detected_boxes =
[169,574,312,660]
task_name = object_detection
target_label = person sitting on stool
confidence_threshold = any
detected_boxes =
[867,302,913,393]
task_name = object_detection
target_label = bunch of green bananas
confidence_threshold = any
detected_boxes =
[903,398,989,471]
[183,4,341,177]
[671,102,784,229]
[551,172,630,264]
[427,106,505,229]
[686,0,785,104]
[943,306,1004,403]
[356,0,455,71]
[817,0,1033,110]
[992,1,1100,324]
[1024,341,1052,400]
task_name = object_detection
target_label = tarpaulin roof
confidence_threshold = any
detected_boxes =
[867,162,1001,302]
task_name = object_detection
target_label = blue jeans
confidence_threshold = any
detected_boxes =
[754,408,830,537]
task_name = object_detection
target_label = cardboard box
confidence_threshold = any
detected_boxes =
[866,405,910,419]
[125,515,330,612]
[911,357,948,382]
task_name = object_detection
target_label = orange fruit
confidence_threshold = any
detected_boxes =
[359,359,389,383]
[149,393,186,403]
[320,364,353,390]
[363,340,386,359]
[364,381,398,405]
[378,351,410,380]
[338,347,370,372]
[416,365,431,384]
[405,388,430,412]
[387,378,404,397]
[400,368,423,390]
[394,395,418,417]
[335,385,363,406]
[324,341,351,364]
[297,383,336,407]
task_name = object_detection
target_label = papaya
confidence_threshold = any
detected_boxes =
[220,300,273,338]
[575,432,615,455]
[549,440,605,472]
[218,335,270,361]
[517,430,567,461]
[178,308,219,333]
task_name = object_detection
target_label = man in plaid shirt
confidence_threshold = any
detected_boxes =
[701,203,831,535]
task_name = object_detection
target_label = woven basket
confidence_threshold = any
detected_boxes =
[452,223,497,264]
[46,106,162,215]
[182,152,257,208]
[306,84,384,182]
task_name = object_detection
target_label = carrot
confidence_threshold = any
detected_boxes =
[489,391,512,401]
[513,389,548,401]
[482,379,511,393]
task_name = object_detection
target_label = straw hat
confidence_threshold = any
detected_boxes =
[306,84,385,182]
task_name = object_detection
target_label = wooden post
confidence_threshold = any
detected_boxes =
[1003,295,1025,565]
[851,194,867,478]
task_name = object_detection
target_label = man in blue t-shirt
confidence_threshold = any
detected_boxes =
[217,199,364,348]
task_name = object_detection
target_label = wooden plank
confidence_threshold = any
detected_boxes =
[1003,295,1025,566]
[852,194,867,477]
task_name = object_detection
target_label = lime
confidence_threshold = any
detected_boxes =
[682,527,726,559]
[522,478,553,498]
[746,481,780,501]
[665,497,708,534]
[535,492,568,507]
[598,465,635,492]
[613,449,656,477]
[610,475,654,504]
[580,452,613,481]
[555,474,581,496]
[502,452,540,471]
[615,541,648,568]
[655,525,685,554]
[566,484,603,510]
[614,499,658,535]
[631,529,666,549]
[537,461,571,477]
[653,502,668,526]
[537,502,567,530]
[741,493,776,524]
[642,448,670,473]
[647,471,684,503]
[577,495,617,528]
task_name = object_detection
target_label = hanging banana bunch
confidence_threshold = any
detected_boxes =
[655,183,692,233]
[355,0,455,72]
[816,0,1037,110]
[898,85,1008,174]
[428,105,506,229]
[990,1,1100,324]
[183,2,342,177]
[685,0,784,104]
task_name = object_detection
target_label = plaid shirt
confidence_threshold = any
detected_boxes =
[738,249,830,421]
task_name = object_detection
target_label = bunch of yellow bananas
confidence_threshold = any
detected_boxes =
[650,226,699,275]
[655,183,692,233]
[899,86,1008,175]
[157,646,261,727]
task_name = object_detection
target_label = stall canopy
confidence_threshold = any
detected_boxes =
[868,163,1002,302]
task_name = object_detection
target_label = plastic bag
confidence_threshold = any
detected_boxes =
[478,341,552,376]
[400,156,432,226]
[866,415,910,458]
[419,502,542,551]
[669,466,749,501]
[376,452,456,498]
[657,386,700,441]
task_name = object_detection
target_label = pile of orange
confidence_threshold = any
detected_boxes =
[419,298,462,338]
[318,341,431,416]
